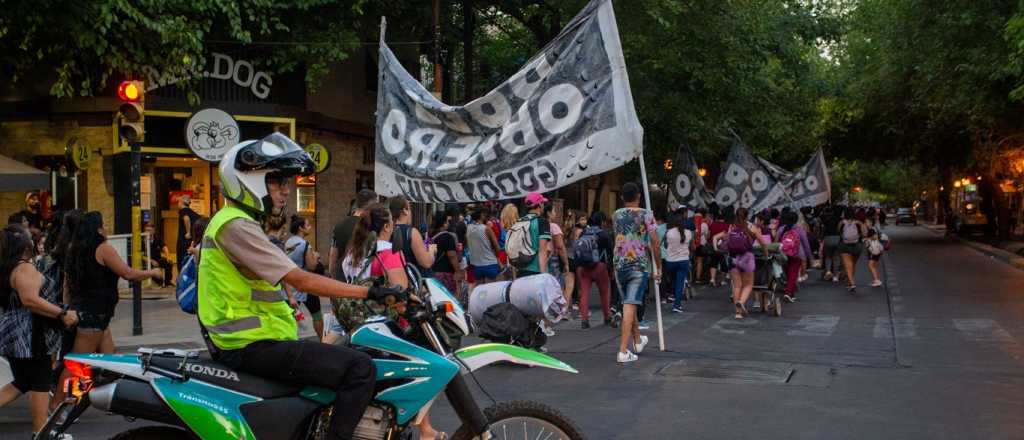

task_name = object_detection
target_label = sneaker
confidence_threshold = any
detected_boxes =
[617,350,638,363]
[847,284,857,292]
[823,271,833,280]
[832,275,840,283]
[671,307,683,313]
[871,280,883,287]
[783,294,795,303]
[752,300,761,309]
[638,320,651,330]
[798,274,808,283]
[581,321,591,329]
[543,326,556,337]
[634,335,649,354]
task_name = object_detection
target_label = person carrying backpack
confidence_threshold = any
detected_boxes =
[712,207,770,319]
[778,210,812,302]
[574,211,614,329]
[505,192,551,278]
[839,207,867,292]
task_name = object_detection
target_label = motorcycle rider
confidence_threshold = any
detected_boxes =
[198,134,404,440]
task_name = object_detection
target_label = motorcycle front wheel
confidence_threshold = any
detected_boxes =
[451,400,586,440]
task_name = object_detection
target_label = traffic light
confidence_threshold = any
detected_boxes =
[117,80,145,143]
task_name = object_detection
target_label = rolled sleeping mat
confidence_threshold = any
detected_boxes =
[468,273,567,324]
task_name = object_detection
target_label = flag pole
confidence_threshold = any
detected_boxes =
[638,151,665,351]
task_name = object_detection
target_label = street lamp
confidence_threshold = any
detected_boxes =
[698,168,707,177]
[852,186,862,193]
[663,159,674,172]
[954,181,961,188]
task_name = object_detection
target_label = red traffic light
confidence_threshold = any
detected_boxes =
[117,81,142,102]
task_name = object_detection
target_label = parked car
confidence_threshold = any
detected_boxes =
[896,208,917,225]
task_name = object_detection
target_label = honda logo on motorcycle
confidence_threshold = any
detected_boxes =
[185,364,240,381]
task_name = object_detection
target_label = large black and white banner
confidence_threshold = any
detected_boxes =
[374,0,643,203]
[669,144,713,209]
[777,150,831,208]
[714,142,789,212]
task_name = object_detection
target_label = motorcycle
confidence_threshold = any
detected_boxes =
[36,278,584,440]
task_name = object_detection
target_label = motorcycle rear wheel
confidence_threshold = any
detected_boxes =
[451,400,585,440]
[109,426,197,440]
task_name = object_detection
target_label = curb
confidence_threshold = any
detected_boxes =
[919,224,1024,270]
[956,238,1024,270]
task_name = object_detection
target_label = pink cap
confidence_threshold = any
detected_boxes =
[524,192,548,207]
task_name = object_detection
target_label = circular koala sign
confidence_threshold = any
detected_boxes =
[185,108,240,162]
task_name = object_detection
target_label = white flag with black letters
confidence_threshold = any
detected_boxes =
[374,0,643,203]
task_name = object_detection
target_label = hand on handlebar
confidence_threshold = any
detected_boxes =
[367,285,408,305]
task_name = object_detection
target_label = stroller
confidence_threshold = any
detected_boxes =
[752,244,787,317]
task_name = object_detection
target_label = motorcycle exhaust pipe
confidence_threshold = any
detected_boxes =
[91,381,186,427]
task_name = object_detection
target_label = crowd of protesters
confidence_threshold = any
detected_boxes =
[0,187,893,433]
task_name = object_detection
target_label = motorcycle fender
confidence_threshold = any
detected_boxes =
[453,343,577,374]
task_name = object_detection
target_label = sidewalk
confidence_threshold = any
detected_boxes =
[921,223,1024,270]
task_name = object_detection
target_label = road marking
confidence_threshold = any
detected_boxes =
[953,319,1016,343]
[875,317,917,339]
[660,311,698,331]
[787,315,840,337]
[707,316,759,335]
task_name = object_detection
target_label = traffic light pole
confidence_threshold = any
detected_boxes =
[130,140,143,336]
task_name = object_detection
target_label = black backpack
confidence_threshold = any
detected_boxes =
[476,303,547,350]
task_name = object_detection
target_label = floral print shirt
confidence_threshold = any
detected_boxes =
[613,207,657,273]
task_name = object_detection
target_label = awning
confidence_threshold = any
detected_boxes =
[0,154,49,192]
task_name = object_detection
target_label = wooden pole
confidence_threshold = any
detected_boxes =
[638,152,665,351]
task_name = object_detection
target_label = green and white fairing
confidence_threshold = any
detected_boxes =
[454,343,578,374]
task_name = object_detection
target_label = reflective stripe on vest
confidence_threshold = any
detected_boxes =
[205,316,262,334]
[197,205,297,350]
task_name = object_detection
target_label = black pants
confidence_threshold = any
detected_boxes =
[154,257,173,285]
[219,340,376,440]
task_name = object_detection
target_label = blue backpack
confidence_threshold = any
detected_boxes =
[176,255,198,314]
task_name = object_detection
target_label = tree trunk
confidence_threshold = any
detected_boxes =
[462,0,474,103]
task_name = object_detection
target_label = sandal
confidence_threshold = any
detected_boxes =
[734,303,744,319]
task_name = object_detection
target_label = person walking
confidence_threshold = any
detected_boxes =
[820,205,841,282]
[65,211,163,354]
[713,207,769,319]
[839,207,867,292]
[388,195,435,280]
[707,207,730,287]
[0,224,78,438]
[329,189,377,281]
[574,211,615,329]
[865,229,884,287]
[507,193,551,278]
[285,215,324,339]
[545,206,573,313]
[466,207,502,285]
[663,211,692,313]
[430,211,462,299]
[176,195,200,271]
[778,210,812,302]
[612,183,661,363]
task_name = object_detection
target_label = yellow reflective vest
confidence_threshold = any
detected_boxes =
[198,205,296,350]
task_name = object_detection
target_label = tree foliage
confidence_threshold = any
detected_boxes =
[0,0,395,100]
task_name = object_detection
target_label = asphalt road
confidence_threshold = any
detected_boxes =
[2,225,1023,439]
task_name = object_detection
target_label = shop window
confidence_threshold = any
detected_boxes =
[296,175,316,214]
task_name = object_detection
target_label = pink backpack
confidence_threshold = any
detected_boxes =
[780,228,800,257]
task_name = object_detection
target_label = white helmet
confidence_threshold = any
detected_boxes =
[219,133,315,216]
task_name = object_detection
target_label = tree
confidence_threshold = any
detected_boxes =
[0,0,416,101]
